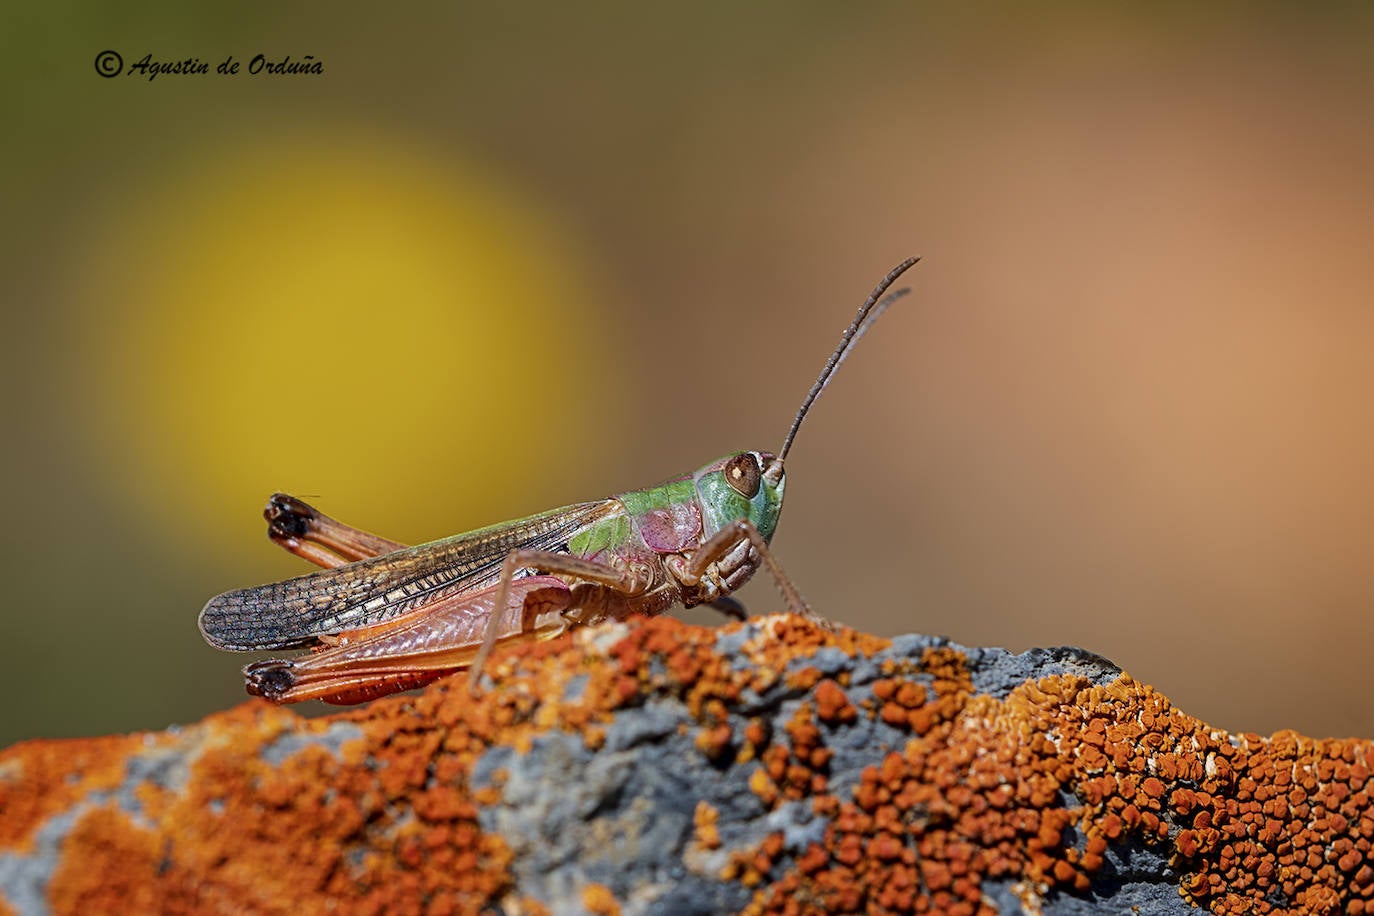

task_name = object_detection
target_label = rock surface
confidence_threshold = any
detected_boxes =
[1,615,1372,915]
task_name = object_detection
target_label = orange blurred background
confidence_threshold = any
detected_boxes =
[4,6,1373,746]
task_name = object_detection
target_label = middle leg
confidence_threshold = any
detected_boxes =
[469,549,656,688]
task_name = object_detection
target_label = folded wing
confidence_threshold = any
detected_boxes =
[199,500,614,650]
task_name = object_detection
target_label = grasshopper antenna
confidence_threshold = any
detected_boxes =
[775,256,921,465]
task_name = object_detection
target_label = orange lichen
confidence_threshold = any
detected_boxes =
[694,800,723,851]
[581,882,621,915]
[814,678,858,725]
[728,650,1374,915]
[0,733,166,852]
[46,805,165,913]
[3,614,1373,915]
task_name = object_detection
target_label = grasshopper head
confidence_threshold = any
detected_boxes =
[693,450,784,541]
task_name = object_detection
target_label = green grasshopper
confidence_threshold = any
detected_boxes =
[199,257,919,704]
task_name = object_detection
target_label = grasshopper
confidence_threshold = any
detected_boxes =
[199,257,920,704]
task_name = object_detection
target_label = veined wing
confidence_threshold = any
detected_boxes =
[199,500,616,650]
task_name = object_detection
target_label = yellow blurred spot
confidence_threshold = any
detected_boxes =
[71,129,616,558]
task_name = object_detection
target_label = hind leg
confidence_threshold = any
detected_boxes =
[264,493,407,568]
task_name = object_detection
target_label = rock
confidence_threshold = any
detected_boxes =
[1,615,1372,914]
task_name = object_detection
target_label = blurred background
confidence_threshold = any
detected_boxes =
[3,5,1373,747]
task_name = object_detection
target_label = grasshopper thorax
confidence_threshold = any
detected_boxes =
[693,450,784,541]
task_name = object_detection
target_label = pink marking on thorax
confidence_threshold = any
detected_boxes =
[635,500,703,553]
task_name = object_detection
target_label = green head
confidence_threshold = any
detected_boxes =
[690,256,922,545]
[693,450,785,540]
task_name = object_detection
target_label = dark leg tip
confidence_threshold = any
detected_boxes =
[265,493,317,540]
[244,659,297,701]
[708,596,749,622]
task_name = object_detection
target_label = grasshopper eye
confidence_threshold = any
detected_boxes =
[724,453,761,498]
